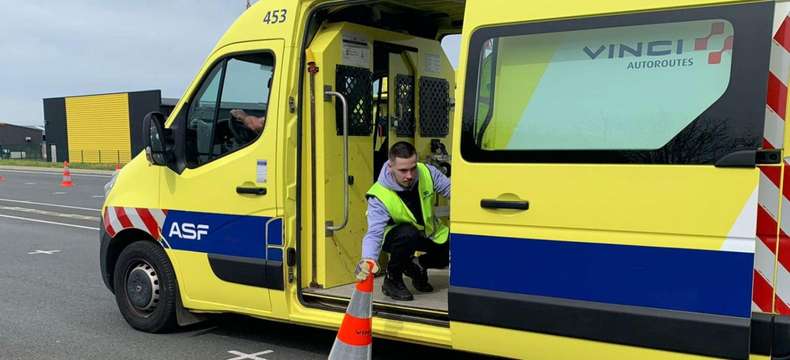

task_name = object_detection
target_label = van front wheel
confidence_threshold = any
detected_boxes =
[113,240,178,333]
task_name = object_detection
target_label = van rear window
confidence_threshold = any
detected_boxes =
[461,2,773,164]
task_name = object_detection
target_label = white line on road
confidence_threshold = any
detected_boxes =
[28,250,61,255]
[0,205,100,221]
[0,214,99,231]
[24,182,37,185]
[92,195,104,198]
[0,198,100,212]
[0,169,112,178]
[53,192,66,195]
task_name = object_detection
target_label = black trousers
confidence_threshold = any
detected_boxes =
[382,223,449,278]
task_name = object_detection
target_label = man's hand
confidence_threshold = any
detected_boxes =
[355,259,379,281]
[230,109,265,133]
[230,109,247,120]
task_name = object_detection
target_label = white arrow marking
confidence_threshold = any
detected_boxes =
[28,250,61,255]
[225,350,273,360]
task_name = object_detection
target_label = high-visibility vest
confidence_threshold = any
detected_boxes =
[366,163,449,244]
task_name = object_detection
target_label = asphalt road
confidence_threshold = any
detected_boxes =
[0,167,491,360]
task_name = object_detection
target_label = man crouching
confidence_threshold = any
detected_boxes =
[355,142,450,301]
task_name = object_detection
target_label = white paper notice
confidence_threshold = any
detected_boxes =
[424,53,441,74]
[342,33,370,69]
[257,160,268,183]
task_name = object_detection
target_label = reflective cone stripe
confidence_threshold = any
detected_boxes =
[328,272,373,360]
[61,162,73,187]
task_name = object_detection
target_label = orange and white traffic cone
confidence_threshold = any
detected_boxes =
[60,161,73,187]
[328,265,374,360]
[114,163,121,175]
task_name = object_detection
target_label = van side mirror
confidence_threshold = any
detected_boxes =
[143,112,172,166]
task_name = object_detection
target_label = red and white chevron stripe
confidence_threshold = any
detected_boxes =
[103,206,168,240]
[753,14,790,314]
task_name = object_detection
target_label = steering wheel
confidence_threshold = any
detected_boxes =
[226,117,259,145]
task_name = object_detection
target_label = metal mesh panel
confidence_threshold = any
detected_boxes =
[419,76,450,137]
[335,65,373,136]
[394,74,415,137]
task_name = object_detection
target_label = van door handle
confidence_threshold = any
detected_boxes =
[480,199,529,210]
[236,186,267,195]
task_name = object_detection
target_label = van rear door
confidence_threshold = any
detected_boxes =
[450,1,774,358]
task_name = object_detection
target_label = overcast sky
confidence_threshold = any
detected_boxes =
[0,1,253,127]
[0,1,461,128]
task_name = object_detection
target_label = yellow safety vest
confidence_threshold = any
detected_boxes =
[366,163,449,244]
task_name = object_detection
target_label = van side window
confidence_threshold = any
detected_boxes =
[185,52,275,168]
[461,4,771,164]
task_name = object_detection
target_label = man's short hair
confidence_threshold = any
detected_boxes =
[389,141,417,161]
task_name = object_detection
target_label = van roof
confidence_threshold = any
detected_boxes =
[214,0,465,52]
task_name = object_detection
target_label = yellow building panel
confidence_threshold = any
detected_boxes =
[65,93,132,163]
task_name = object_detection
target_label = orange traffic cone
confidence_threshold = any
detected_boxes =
[114,163,121,175]
[60,161,73,187]
[328,265,374,359]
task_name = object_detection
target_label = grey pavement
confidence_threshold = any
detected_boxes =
[0,167,492,360]
[0,167,111,209]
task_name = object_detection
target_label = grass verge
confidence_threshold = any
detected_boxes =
[0,159,118,170]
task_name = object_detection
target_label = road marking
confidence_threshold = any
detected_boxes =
[226,350,273,360]
[0,205,100,221]
[0,198,100,212]
[0,214,99,231]
[28,250,61,255]
[53,192,66,195]
[92,195,104,198]
[0,169,112,178]
[25,182,37,185]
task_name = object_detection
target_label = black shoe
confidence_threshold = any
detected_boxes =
[404,259,433,293]
[382,275,413,301]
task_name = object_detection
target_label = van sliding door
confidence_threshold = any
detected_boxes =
[450,1,774,359]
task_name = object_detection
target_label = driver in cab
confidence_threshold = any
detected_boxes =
[230,75,271,134]
[230,109,265,133]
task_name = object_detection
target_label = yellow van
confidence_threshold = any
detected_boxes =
[100,1,790,358]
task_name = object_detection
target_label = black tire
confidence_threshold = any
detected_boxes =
[113,240,178,333]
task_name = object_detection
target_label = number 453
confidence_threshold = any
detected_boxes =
[263,9,287,24]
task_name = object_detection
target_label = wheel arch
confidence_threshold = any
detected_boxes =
[104,227,204,327]
[104,228,158,293]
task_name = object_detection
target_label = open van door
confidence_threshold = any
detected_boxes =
[449,1,774,358]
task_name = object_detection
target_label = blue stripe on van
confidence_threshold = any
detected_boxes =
[450,233,753,318]
[163,210,280,259]
[267,248,283,262]
[267,218,283,246]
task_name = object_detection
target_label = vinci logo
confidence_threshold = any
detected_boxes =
[582,21,734,65]
[694,22,734,64]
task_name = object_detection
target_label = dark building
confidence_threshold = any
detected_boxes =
[0,123,43,146]
[161,98,179,117]
[0,123,44,159]
[43,90,161,163]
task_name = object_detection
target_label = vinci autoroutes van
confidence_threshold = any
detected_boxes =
[100,0,790,358]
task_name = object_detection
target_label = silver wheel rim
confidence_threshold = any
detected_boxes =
[125,261,160,312]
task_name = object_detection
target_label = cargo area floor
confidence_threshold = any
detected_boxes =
[302,269,449,313]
